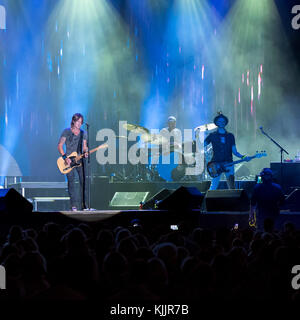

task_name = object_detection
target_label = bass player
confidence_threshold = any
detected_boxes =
[203,112,250,190]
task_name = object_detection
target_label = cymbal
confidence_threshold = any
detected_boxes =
[141,133,168,145]
[123,123,150,134]
[194,123,217,132]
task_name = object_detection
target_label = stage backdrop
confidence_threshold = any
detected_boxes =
[0,0,300,180]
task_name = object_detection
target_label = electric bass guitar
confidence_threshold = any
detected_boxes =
[57,143,108,174]
[207,151,267,178]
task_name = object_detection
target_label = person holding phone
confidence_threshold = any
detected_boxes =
[250,168,285,231]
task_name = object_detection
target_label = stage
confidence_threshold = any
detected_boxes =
[1,177,299,230]
[2,0,300,304]
[8,179,257,211]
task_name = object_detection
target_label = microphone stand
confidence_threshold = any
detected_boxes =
[260,127,289,190]
[85,123,91,210]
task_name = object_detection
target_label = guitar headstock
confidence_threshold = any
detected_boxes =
[255,150,267,158]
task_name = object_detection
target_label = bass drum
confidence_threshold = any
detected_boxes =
[155,151,181,182]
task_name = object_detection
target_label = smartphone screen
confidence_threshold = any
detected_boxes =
[257,176,262,183]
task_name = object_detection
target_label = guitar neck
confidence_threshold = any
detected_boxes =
[78,145,105,160]
[224,156,255,168]
[89,146,102,155]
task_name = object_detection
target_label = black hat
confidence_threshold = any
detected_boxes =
[213,113,228,126]
[260,168,273,177]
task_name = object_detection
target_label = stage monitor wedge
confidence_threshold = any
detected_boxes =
[142,188,175,209]
[205,189,249,212]
[109,191,149,210]
[157,186,204,210]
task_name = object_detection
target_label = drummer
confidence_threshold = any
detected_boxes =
[160,116,182,153]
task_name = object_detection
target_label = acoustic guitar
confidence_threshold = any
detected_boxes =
[57,143,108,174]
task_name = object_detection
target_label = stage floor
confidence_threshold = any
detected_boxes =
[8,179,257,212]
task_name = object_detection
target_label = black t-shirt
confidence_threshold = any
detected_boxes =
[251,182,285,218]
[205,131,235,162]
[60,128,87,156]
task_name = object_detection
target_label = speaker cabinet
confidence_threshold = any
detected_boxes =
[205,189,249,212]
[0,188,33,214]
[270,162,300,192]
[91,176,110,210]
[285,188,300,212]
[158,186,204,210]
[109,191,150,209]
[142,188,175,209]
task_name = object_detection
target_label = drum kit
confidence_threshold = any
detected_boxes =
[112,122,216,182]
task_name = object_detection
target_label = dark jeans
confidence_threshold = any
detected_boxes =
[66,165,86,210]
[209,164,235,190]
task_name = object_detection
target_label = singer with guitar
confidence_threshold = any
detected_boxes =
[58,113,88,211]
[204,113,251,190]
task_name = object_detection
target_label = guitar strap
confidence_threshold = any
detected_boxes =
[77,130,84,155]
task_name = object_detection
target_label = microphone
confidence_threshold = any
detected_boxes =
[259,126,264,133]
[85,122,90,127]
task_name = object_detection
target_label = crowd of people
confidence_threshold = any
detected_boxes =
[0,214,299,301]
